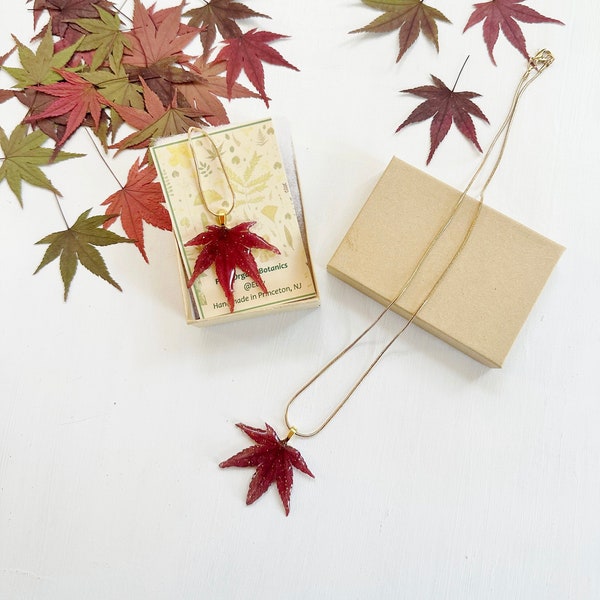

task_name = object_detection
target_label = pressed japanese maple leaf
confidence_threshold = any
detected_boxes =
[0,124,82,205]
[71,5,131,70]
[464,0,563,64]
[176,56,259,125]
[220,423,314,515]
[110,78,205,151]
[185,221,280,312]
[397,71,489,164]
[5,28,81,88]
[350,0,451,62]
[185,0,269,56]
[29,0,117,48]
[34,208,133,300]
[101,159,171,262]
[25,69,110,147]
[215,29,298,106]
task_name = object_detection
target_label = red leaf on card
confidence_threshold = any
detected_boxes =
[350,0,451,62]
[397,69,489,164]
[185,221,280,312]
[24,69,110,147]
[464,0,563,64]
[185,0,269,56]
[101,158,171,262]
[215,29,298,106]
[176,56,259,125]
[220,423,314,516]
[110,78,205,151]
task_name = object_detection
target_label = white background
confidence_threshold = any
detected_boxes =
[1,1,598,599]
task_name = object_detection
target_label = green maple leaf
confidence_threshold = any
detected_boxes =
[71,5,132,70]
[351,0,451,62]
[0,124,83,205]
[4,27,81,88]
[34,209,134,300]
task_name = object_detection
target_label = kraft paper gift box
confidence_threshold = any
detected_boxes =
[151,118,319,325]
[327,157,564,367]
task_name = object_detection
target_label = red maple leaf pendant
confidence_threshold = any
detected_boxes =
[184,221,280,312]
[220,423,314,516]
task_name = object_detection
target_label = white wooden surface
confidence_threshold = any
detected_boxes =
[1,2,598,599]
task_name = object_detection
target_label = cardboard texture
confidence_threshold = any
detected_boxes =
[327,158,564,367]
[151,119,319,325]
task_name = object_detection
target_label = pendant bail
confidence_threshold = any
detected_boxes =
[217,209,227,227]
[284,427,297,443]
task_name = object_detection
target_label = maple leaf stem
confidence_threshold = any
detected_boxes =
[452,55,470,93]
[53,193,70,229]
[116,1,133,24]
[85,128,123,189]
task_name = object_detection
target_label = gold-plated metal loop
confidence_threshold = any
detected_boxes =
[187,126,236,222]
[283,427,297,443]
[284,51,554,439]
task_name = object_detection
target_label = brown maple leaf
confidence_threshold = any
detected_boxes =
[464,0,563,65]
[185,0,270,56]
[185,221,280,312]
[215,29,298,107]
[110,78,205,152]
[176,57,259,126]
[220,423,314,516]
[24,69,110,147]
[350,0,451,62]
[101,158,171,262]
[397,67,489,164]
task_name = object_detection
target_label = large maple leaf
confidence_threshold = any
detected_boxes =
[215,29,298,106]
[397,73,489,164]
[176,57,259,126]
[110,78,205,152]
[220,423,314,516]
[0,125,82,205]
[25,69,110,147]
[29,0,117,48]
[101,159,171,262]
[464,0,563,65]
[185,0,269,56]
[185,221,280,312]
[34,208,133,300]
[5,28,81,88]
[350,0,451,62]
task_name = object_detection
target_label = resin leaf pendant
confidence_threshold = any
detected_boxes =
[184,221,280,312]
[220,422,314,516]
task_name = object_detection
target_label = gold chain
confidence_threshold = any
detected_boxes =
[284,50,554,439]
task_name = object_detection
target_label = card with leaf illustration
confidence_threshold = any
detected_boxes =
[151,118,319,324]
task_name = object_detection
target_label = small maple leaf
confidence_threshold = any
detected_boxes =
[34,208,134,300]
[101,159,171,262]
[5,28,81,88]
[176,56,259,126]
[215,29,299,106]
[397,66,489,164]
[185,221,280,312]
[350,0,451,62]
[0,124,83,205]
[110,78,206,152]
[25,69,110,147]
[220,423,314,516]
[71,5,131,70]
[464,0,563,65]
[185,0,270,56]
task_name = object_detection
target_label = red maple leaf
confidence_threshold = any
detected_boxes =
[397,72,489,164]
[214,29,298,106]
[220,423,314,516]
[185,221,280,312]
[101,159,171,262]
[25,69,110,147]
[464,0,563,65]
